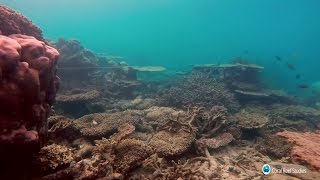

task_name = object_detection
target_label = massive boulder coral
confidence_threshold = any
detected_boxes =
[0,34,59,145]
[0,5,43,40]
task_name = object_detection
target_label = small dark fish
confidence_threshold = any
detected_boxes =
[275,56,282,61]
[297,84,310,89]
[296,74,301,79]
[286,62,295,71]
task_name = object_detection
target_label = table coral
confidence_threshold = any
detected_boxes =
[37,144,74,172]
[73,110,144,138]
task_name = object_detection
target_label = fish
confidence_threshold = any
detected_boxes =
[297,83,309,89]
[286,62,295,71]
[275,56,282,61]
[296,74,301,79]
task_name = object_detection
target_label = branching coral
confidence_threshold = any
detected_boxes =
[160,71,239,111]
[149,127,195,157]
[143,151,219,179]
[37,144,74,172]
[187,105,228,138]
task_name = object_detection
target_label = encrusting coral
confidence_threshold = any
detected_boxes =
[277,130,320,171]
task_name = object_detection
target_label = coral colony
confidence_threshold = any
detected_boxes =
[0,5,319,180]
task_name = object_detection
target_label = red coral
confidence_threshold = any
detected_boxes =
[0,5,43,40]
[0,34,59,145]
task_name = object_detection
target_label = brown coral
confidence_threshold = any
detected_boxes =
[195,133,234,150]
[73,110,144,138]
[149,119,195,157]
[114,139,153,175]
[0,5,43,40]
[56,90,100,102]
[160,71,239,111]
[277,130,320,171]
[232,111,269,130]
[37,144,74,172]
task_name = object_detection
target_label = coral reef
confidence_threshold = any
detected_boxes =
[55,89,103,118]
[256,135,292,159]
[277,130,320,171]
[0,34,59,146]
[160,71,239,111]
[231,111,269,130]
[37,144,74,172]
[149,125,195,157]
[0,5,43,40]
[72,110,144,138]
[187,106,228,138]
[192,61,264,84]
[54,38,99,90]
[114,139,153,175]
[195,132,234,150]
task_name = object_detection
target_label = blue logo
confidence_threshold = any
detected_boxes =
[262,164,271,175]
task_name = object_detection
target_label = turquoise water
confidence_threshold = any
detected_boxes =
[1,0,320,95]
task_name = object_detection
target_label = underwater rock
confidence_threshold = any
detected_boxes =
[277,130,320,171]
[0,34,59,146]
[0,5,43,40]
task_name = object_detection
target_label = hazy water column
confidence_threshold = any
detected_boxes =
[2,0,320,91]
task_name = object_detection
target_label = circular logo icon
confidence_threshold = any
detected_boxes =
[262,164,271,175]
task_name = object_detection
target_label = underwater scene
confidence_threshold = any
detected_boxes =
[1,0,320,179]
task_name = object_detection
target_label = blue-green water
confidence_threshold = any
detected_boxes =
[2,0,320,96]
